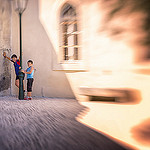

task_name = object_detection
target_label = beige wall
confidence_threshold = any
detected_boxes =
[37,0,150,105]
[11,0,74,98]
[38,0,133,96]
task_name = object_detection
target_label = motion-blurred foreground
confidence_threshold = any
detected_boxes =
[0,0,150,149]
[0,97,131,150]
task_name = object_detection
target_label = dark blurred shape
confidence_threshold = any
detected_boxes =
[100,0,150,62]
[79,88,141,104]
[102,0,150,39]
[0,54,11,92]
[90,96,116,102]
[131,118,150,146]
[81,0,150,62]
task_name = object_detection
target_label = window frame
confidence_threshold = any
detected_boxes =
[59,3,81,63]
[52,2,88,71]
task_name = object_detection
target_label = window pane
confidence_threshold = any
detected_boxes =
[61,4,76,18]
[68,47,74,60]
[63,24,67,33]
[64,48,68,60]
[74,34,78,45]
[63,24,68,46]
[63,34,68,46]
[67,24,74,34]
[74,23,77,32]
[74,48,78,60]
[68,35,74,46]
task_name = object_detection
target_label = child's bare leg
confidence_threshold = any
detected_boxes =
[27,92,32,97]
[16,80,25,91]
[15,79,19,88]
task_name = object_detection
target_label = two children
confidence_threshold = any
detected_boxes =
[3,52,34,100]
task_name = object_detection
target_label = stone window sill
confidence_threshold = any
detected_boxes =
[52,60,88,72]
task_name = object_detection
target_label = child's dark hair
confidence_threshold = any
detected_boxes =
[28,60,33,64]
[11,54,17,58]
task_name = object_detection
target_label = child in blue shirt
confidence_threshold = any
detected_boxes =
[22,60,34,100]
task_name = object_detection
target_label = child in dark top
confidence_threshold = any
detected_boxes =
[3,52,25,91]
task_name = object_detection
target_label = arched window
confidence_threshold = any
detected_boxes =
[60,3,80,61]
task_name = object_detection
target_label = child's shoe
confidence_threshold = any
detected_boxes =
[28,97,32,100]
[24,90,27,97]
[24,97,28,100]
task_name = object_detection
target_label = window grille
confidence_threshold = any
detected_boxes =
[60,4,80,61]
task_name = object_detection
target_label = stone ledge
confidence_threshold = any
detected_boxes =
[79,87,141,103]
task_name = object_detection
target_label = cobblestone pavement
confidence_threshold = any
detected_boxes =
[0,96,129,150]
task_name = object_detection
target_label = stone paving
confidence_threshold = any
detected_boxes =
[0,96,129,150]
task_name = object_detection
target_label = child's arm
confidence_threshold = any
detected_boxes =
[23,66,34,74]
[3,52,11,61]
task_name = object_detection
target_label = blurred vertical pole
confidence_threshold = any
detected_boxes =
[13,0,28,100]
[18,12,24,100]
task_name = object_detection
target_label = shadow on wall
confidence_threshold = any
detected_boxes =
[0,0,11,95]
[0,97,135,150]
[18,0,75,98]
[131,118,150,146]
[0,50,11,93]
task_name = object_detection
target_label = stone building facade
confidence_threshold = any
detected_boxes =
[0,0,11,96]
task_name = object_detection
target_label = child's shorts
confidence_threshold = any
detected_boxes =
[16,73,25,80]
[27,78,34,92]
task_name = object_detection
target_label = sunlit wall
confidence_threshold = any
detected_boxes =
[38,0,150,149]
[38,0,150,103]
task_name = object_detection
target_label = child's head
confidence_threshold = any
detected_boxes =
[11,54,17,62]
[27,60,33,67]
